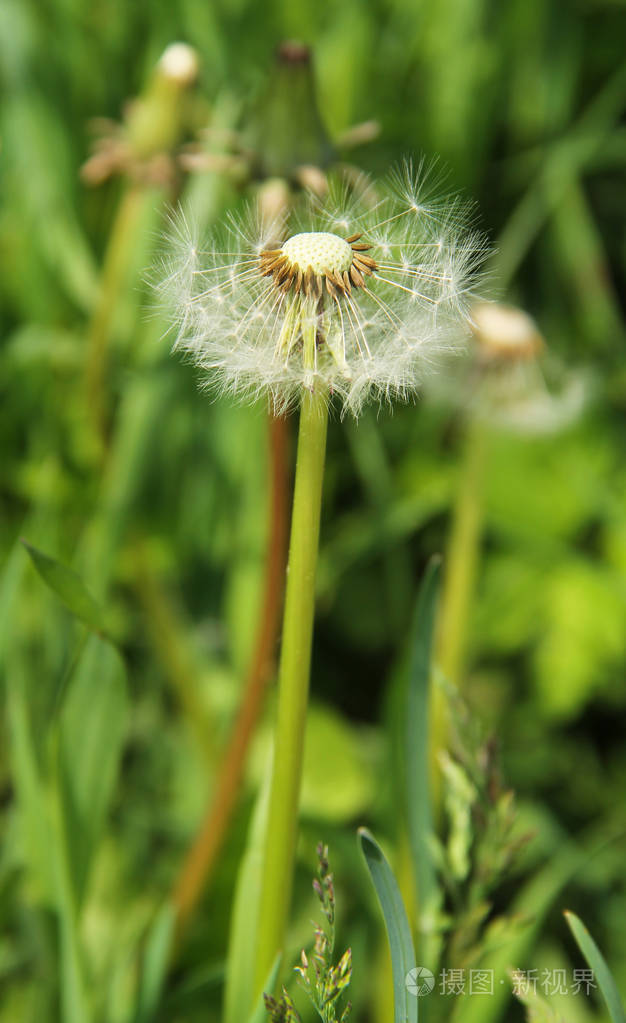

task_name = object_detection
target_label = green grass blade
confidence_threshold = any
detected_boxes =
[358,828,418,1023]
[564,911,626,1023]
[224,762,274,1023]
[49,636,127,1017]
[5,653,55,900]
[0,539,27,662]
[247,956,281,1023]
[133,904,175,1023]
[50,782,93,1023]
[21,540,110,635]
[58,634,128,903]
[406,558,441,953]
[6,651,92,1022]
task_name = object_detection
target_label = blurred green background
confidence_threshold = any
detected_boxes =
[1,0,626,1021]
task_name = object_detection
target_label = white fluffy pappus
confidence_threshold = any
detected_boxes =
[156,161,489,416]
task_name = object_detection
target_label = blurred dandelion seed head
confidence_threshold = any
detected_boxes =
[430,300,589,433]
[157,161,488,416]
[471,302,543,363]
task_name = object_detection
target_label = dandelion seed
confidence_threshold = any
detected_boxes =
[157,161,488,416]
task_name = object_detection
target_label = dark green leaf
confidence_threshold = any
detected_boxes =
[564,911,626,1023]
[358,828,418,1023]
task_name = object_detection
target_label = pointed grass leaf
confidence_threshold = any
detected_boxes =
[58,633,127,904]
[134,904,176,1023]
[21,540,110,636]
[564,911,626,1023]
[358,828,418,1023]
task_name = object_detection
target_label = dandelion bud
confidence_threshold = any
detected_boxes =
[126,42,200,162]
[158,42,200,86]
[244,42,333,180]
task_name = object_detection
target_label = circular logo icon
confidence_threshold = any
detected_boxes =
[405,967,435,996]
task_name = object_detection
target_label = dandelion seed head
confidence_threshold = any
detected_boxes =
[428,300,589,434]
[156,160,488,416]
[472,302,543,362]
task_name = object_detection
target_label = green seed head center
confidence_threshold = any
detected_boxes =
[282,232,353,276]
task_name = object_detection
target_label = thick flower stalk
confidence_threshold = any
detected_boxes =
[160,161,486,416]
[159,162,485,1002]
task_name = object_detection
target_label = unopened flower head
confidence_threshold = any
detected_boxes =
[158,162,487,415]
[158,42,199,85]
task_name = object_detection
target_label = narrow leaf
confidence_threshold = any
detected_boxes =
[50,771,94,1023]
[406,558,441,941]
[224,762,273,1023]
[0,540,27,663]
[58,634,127,903]
[5,653,55,900]
[358,828,418,1023]
[564,911,626,1023]
[21,540,109,635]
[134,904,175,1023]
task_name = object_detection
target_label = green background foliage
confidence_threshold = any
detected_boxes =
[1,0,625,1020]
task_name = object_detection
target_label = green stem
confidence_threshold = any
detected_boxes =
[253,386,328,995]
[437,416,488,687]
[84,184,155,447]
[431,417,488,785]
